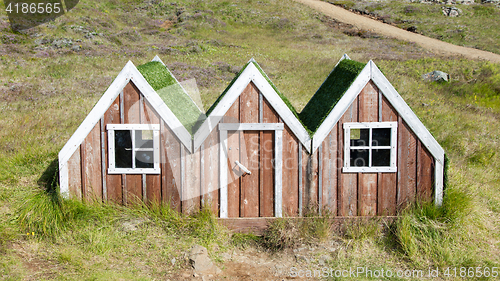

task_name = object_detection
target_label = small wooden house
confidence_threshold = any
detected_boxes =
[58,56,202,208]
[300,55,444,217]
[59,55,444,219]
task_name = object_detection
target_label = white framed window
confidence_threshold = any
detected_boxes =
[343,122,397,173]
[107,124,160,174]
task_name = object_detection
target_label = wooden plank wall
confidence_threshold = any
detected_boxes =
[260,98,277,217]
[142,98,161,203]
[320,125,337,214]
[219,82,303,218]
[224,96,241,217]
[81,122,102,201]
[69,79,436,218]
[162,122,181,212]
[240,83,259,217]
[104,95,122,203]
[316,81,435,216]
[338,96,358,216]
[202,128,220,215]
[282,125,299,216]
[67,146,82,200]
[378,96,398,215]
[70,81,187,208]
[183,147,201,215]
[358,82,378,216]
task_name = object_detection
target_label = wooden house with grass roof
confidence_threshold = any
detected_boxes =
[301,55,445,216]
[193,58,312,219]
[58,56,204,209]
[59,55,445,225]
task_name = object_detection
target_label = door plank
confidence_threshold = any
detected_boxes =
[260,97,278,217]
[224,100,240,217]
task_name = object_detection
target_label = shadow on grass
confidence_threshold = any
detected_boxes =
[36,158,62,205]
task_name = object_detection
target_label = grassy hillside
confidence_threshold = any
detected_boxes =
[326,0,500,54]
[0,0,500,279]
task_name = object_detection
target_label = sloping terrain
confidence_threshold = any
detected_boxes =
[0,0,499,280]
[296,0,500,63]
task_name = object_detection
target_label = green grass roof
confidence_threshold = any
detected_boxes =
[299,59,366,134]
[137,61,203,136]
[137,59,365,138]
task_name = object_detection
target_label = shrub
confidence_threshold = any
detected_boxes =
[344,218,381,241]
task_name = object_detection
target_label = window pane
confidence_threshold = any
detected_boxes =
[372,149,391,167]
[136,151,154,169]
[135,130,154,149]
[115,130,132,168]
[350,149,369,167]
[372,128,391,146]
[350,128,369,146]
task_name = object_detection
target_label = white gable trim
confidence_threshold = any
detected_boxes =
[58,61,192,197]
[369,61,444,164]
[311,59,445,206]
[193,62,311,152]
[311,62,372,153]
[152,55,165,65]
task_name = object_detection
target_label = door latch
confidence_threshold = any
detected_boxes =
[235,161,251,175]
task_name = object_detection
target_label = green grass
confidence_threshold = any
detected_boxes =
[325,0,500,54]
[262,208,336,251]
[0,0,499,279]
[300,59,365,134]
[137,61,205,135]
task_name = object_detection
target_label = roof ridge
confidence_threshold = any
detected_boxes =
[299,58,366,134]
[137,60,203,136]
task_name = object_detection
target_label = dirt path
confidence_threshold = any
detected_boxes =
[294,0,500,64]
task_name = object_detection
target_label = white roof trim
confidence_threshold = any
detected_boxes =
[151,55,166,66]
[369,61,444,164]
[311,60,444,165]
[59,60,193,170]
[311,62,372,153]
[193,62,311,152]
[336,53,351,67]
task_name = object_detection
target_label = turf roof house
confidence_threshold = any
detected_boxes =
[59,55,444,218]
[300,55,445,216]
[58,56,206,211]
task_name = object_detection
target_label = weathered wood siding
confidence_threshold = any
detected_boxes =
[216,82,304,218]
[68,79,435,218]
[70,81,187,208]
[317,80,435,216]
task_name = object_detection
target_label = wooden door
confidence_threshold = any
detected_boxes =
[220,123,283,218]
[226,130,275,218]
